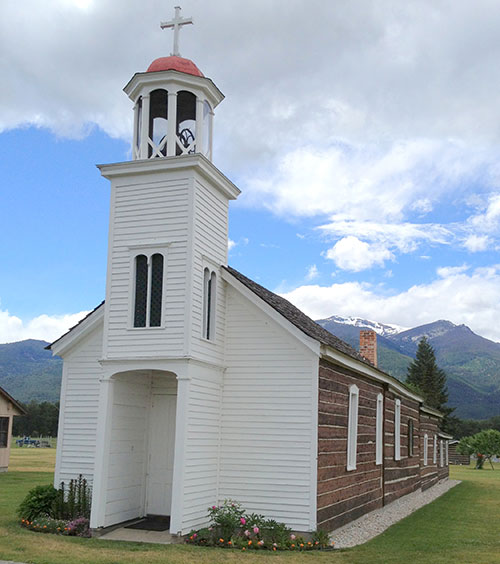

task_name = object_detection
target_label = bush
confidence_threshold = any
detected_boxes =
[186,499,334,551]
[20,516,90,537]
[17,485,58,521]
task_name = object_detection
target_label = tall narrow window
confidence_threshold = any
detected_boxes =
[347,385,359,471]
[134,255,148,327]
[202,268,216,340]
[433,434,437,464]
[0,417,9,448]
[394,399,401,461]
[150,254,164,327]
[408,419,414,457]
[440,440,444,467]
[133,253,164,328]
[376,393,383,465]
[424,433,429,466]
[445,440,449,466]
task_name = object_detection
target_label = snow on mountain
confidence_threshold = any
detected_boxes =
[321,315,406,337]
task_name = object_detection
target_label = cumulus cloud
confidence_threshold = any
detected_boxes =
[0,309,89,344]
[325,236,394,271]
[281,265,500,342]
[463,234,490,252]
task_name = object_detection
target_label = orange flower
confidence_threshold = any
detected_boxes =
[43,525,47,529]
[273,547,277,551]
[248,540,252,545]
[307,541,312,546]
[219,538,224,543]
[242,547,246,551]
[300,543,304,547]
[228,541,232,545]
[291,543,295,548]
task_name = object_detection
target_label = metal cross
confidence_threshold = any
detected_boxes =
[160,6,193,57]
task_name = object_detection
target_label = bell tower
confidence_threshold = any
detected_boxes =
[99,7,239,363]
[124,7,223,161]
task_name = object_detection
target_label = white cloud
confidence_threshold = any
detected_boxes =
[0,309,89,344]
[463,234,490,252]
[305,264,319,281]
[281,265,500,341]
[228,239,236,251]
[325,236,394,271]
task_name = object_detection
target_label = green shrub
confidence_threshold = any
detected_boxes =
[17,485,58,521]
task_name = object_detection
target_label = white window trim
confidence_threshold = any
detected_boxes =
[394,399,401,461]
[440,439,444,467]
[423,433,428,466]
[445,440,449,466]
[433,434,437,464]
[347,384,359,471]
[128,248,167,329]
[376,393,383,465]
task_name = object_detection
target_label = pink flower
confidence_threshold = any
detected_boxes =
[240,517,246,525]
[193,533,197,539]
[253,526,259,534]
[290,534,296,540]
[244,529,250,537]
[211,505,217,510]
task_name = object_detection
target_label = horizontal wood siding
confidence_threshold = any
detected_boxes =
[104,372,150,526]
[105,173,191,359]
[181,366,222,531]
[419,413,441,491]
[55,326,103,487]
[317,360,384,531]
[219,287,318,532]
[190,176,229,364]
[383,393,421,505]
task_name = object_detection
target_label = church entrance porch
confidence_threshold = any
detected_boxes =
[91,369,179,532]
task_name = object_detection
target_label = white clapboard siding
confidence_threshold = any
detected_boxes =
[105,174,191,359]
[55,325,103,488]
[180,365,223,531]
[104,372,151,526]
[219,286,318,531]
[189,177,228,364]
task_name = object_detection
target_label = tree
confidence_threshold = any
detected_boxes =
[458,429,500,469]
[406,337,449,412]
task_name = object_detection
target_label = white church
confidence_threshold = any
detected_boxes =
[49,8,449,537]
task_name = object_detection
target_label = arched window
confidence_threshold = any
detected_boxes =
[394,399,401,461]
[149,89,169,157]
[347,385,359,471]
[408,419,414,457]
[133,253,164,328]
[134,255,148,327]
[176,90,196,155]
[203,268,216,340]
[376,393,383,465]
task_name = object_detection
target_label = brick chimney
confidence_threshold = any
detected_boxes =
[360,329,377,367]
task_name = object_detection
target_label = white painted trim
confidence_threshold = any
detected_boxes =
[89,377,115,529]
[102,178,118,360]
[53,362,68,486]
[394,399,401,461]
[99,356,225,372]
[445,440,449,466]
[420,405,443,418]
[433,434,437,464]
[424,433,429,466]
[440,440,444,467]
[50,306,104,358]
[376,393,383,465]
[183,174,195,356]
[221,270,321,356]
[309,357,319,530]
[320,345,423,403]
[170,375,189,534]
[347,384,359,471]
[97,154,240,201]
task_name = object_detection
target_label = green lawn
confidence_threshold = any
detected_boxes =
[0,448,499,564]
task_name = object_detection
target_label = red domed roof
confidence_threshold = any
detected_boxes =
[147,56,203,77]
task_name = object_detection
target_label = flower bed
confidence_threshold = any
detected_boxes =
[17,476,92,538]
[185,500,334,551]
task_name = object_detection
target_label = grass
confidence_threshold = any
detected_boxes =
[1,448,499,564]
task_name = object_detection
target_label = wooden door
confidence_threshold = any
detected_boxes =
[146,393,177,515]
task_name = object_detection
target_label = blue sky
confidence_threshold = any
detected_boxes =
[2,0,500,343]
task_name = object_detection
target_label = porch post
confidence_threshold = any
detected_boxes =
[90,375,115,529]
[170,371,190,534]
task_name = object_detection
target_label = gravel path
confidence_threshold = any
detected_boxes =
[330,479,461,548]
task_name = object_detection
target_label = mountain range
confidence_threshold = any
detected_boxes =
[1,317,500,419]
[317,316,500,419]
